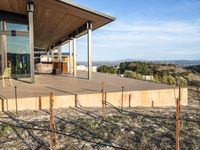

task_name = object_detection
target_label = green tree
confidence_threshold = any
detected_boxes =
[97,65,118,74]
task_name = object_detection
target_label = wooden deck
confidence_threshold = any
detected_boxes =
[0,71,174,100]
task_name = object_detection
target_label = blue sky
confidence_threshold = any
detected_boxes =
[63,0,200,61]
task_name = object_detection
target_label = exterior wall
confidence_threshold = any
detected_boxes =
[0,88,188,112]
[77,65,97,72]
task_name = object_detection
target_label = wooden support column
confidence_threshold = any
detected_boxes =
[87,22,92,80]
[73,38,77,76]
[27,1,35,83]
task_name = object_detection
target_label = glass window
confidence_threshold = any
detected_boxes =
[7,35,30,78]
[6,22,28,31]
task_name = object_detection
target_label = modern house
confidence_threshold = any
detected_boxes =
[0,1,188,111]
[0,0,115,82]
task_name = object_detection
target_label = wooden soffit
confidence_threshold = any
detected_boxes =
[0,0,115,49]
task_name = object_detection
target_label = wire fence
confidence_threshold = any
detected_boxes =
[1,83,199,149]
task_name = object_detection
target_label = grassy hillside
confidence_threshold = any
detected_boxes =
[97,61,200,86]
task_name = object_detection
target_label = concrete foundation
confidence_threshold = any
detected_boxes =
[0,72,188,111]
[0,88,187,112]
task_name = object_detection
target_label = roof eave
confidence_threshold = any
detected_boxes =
[58,0,116,21]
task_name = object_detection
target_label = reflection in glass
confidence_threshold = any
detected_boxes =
[7,36,30,78]
[6,22,28,31]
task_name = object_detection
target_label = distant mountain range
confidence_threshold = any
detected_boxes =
[151,60,200,67]
[78,59,200,67]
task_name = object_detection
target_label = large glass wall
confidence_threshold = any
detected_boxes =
[7,36,30,78]
[0,20,30,78]
[6,23,30,78]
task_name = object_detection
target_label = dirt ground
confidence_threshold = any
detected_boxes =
[0,91,199,150]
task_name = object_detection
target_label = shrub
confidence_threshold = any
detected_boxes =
[124,71,143,80]
[167,75,176,85]
[97,65,118,74]
[175,76,187,87]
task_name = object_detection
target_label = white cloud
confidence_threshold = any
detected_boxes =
[103,21,200,34]
[96,21,199,47]
[72,20,200,61]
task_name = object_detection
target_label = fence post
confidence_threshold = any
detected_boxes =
[176,84,181,150]
[49,92,54,150]
[39,96,42,110]
[151,100,154,108]
[105,92,107,108]
[75,94,78,107]
[121,86,124,112]
[197,86,200,106]
[129,94,132,108]
[1,99,4,112]
[101,81,105,115]
[14,86,18,117]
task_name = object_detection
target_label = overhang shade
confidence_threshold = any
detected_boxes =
[0,0,115,49]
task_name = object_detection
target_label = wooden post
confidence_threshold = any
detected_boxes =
[1,99,4,112]
[121,86,124,112]
[197,86,200,106]
[101,81,105,115]
[49,92,54,150]
[104,92,107,108]
[75,94,78,107]
[39,96,42,110]
[152,100,154,108]
[14,86,18,117]
[129,94,132,108]
[176,84,181,150]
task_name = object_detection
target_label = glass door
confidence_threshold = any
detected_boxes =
[6,22,30,78]
[7,36,30,78]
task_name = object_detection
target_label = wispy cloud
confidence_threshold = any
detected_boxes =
[86,20,200,60]
[73,20,200,61]
[67,0,200,61]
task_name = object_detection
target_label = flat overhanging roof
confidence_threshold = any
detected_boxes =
[0,0,115,49]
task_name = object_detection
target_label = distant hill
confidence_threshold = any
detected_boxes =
[185,65,200,74]
[151,60,200,67]
[97,61,200,86]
